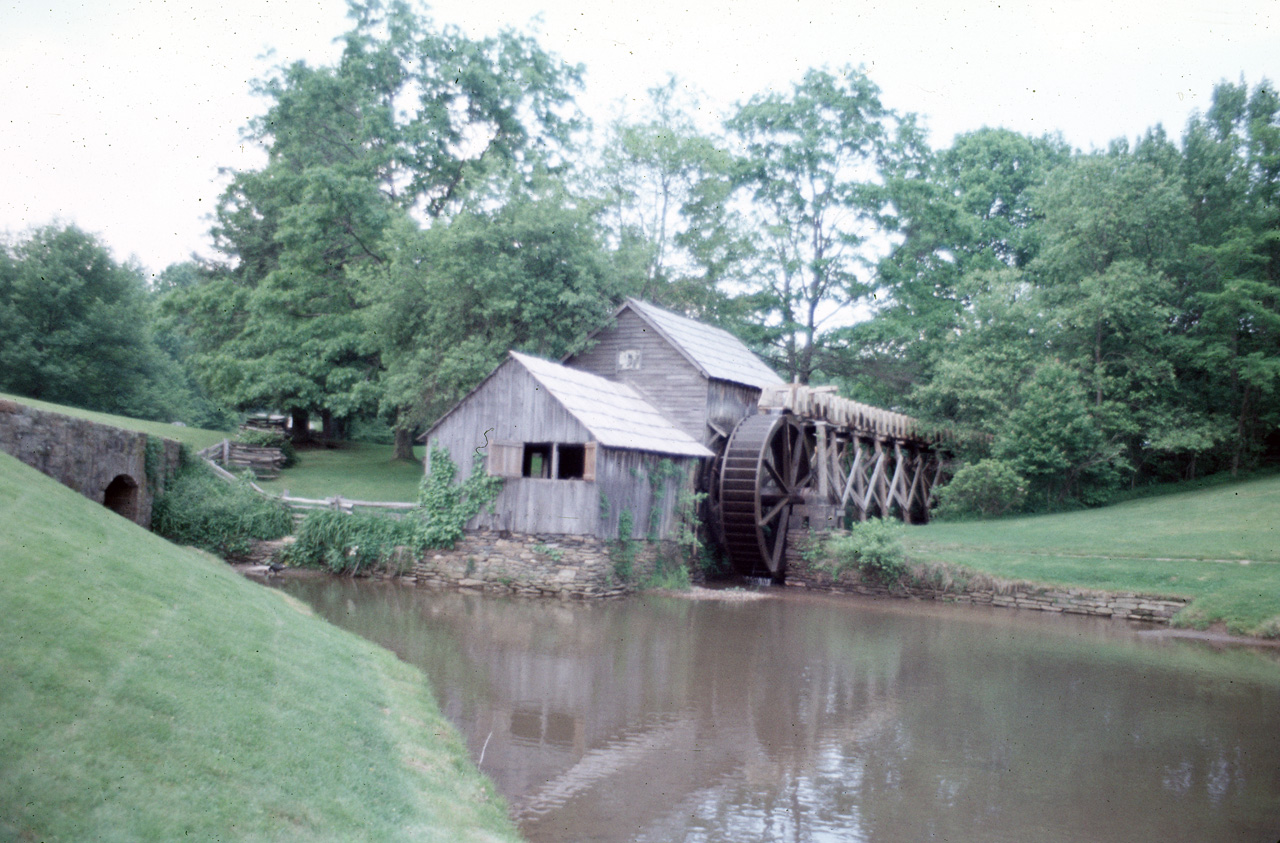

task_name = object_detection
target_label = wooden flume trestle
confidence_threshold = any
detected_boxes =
[714,384,950,579]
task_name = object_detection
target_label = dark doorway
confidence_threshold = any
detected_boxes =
[103,475,140,521]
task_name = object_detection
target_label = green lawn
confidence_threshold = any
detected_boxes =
[0,452,520,843]
[904,473,1280,636]
[1,392,232,451]
[257,441,426,502]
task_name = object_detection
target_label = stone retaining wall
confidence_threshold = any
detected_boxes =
[785,538,1189,624]
[0,399,182,528]
[407,530,671,598]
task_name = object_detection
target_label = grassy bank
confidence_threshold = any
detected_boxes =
[0,452,520,842]
[256,441,426,502]
[1,391,231,451]
[904,473,1280,637]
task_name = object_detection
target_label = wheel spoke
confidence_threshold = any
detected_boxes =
[760,496,789,527]
[767,506,789,572]
[762,457,789,494]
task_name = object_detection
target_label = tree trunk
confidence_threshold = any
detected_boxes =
[393,426,416,461]
[321,409,339,442]
[289,409,310,444]
[1232,386,1252,477]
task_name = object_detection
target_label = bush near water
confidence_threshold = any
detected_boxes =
[283,445,503,575]
[151,451,293,557]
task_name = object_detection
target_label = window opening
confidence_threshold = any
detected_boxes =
[557,444,586,479]
[522,443,553,478]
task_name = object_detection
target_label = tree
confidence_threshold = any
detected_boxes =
[994,360,1121,506]
[594,78,739,315]
[359,186,621,458]
[720,66,910,383]
[0,225,192,421]
[1179,80,1280,475]
[174,0,584,439]
[908,269,1051,444]
[835,128,1070,407]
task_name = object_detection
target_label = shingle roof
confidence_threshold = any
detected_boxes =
[511,352,713,458]
[625,298,784,389]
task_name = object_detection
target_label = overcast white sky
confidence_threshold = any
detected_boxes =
[1,0,1275,277]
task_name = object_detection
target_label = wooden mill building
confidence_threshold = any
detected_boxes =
[422,299,781,541]
[564,298,784,448]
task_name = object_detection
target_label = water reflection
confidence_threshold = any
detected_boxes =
[278,580,1280,843]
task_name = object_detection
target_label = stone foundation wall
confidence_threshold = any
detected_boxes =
[0,398,183,528]
[785,537,1189,624]
[407,530,673,598]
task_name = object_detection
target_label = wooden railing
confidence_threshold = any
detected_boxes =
[197,439,415,520]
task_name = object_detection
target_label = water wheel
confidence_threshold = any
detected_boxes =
[717,413,814,578]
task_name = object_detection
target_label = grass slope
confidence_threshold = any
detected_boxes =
[1,392,230,451]
[906,473,1280,636]
[0,452,520,843]
[257,442,426,502]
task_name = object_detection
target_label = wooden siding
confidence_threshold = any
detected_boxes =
[593,450,698,540]
[564,309,710,444]
[427,356,700,540]
[425,360,592,483]
[706,380,763,439]
[467,449,696,539]
[471,477,602,535]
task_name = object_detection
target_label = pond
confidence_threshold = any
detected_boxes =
[275,579,1280,843]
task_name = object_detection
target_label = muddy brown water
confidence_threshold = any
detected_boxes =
[274,579,1280,842]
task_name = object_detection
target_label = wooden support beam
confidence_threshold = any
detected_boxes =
[863,443,887,514]
[887,441,907,513]
[903,448,925,524]
[815,422,830,500]
[841,441,865,511]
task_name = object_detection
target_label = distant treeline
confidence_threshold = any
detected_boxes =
[2,0,1276,511]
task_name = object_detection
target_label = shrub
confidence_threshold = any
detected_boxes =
[611,509,638,583]
[819,518,908,585]
[934,458,1028,520]
[412,444,503,550]
[284,445,502,575]
[152,456,293,557]
[285,510,416,575]
[644,555,691,590]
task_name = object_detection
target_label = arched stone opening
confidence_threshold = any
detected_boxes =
[103,474,140,521]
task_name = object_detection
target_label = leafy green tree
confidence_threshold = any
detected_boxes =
[721,66,911,383]
[594,78,740,313]
[1178,80,1280,475]
[908,269,1050,444]
[994,360,1121,506]
[359,187,621,457]
[172,0,584,439]
[1188,227,1280,473]
[833,128,1069,407]
[147,262,238,430]
[0,224,192,421]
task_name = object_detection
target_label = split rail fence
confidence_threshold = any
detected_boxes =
[196,439,416,522]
